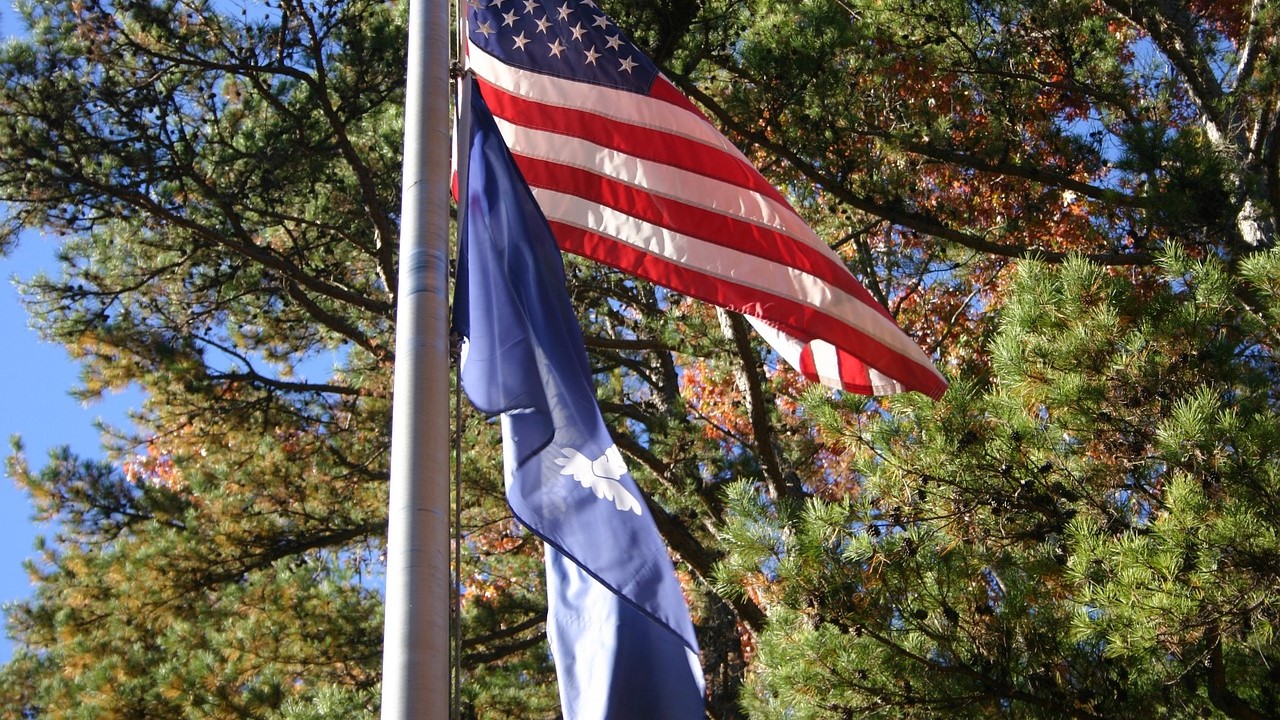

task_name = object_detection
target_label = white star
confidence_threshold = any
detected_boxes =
[522,0,538,12]
[591,14,610,29]
[583,46,601,65]
[604,34,623,51]
[489,0,508,7]
[534,16,551,33]
[548,38,566,57]
[512,31,531,50]
[556,2,572,21]
[467,0,484,8]
[569,22,587,41]
[475,20,496,37]
[618,55,637,72]
[581,0,596,7]
[501,9,519,25]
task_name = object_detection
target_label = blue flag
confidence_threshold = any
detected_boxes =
[453,78,705,720]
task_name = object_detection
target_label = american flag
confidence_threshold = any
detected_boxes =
[463,0,948,399]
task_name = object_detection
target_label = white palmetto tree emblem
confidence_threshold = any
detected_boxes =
[554,444,643,515]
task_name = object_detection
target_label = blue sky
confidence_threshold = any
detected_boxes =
[0,4,360,666]
[0,6,141,664]
[1,236,141,663]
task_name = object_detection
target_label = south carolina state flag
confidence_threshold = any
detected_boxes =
[463,0,947,399]
[454,78,705,720]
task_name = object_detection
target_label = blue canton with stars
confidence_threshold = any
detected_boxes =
[469,0,659,94]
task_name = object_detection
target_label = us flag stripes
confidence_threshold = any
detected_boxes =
[463,0,948,398]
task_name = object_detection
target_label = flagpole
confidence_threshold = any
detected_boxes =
[381,0,452,714]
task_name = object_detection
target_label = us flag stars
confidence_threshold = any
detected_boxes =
[467,0,655,87]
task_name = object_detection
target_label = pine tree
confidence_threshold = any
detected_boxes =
[719,251,1280,718]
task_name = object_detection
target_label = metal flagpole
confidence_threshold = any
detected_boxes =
[381,0,452,713]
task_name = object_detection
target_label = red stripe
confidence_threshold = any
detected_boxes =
[838,350,877,394]
[649,75,706,117]
[476,78,790,208]
[553,222,949,398]
[513,154,890,315]
[798,346,878,396]
[799,346,878,396]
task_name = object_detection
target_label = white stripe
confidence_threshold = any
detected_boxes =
[866,367,905,396]
[494,118,846,264]
[745,316,803,370]
[809,340,844,389]
[469,43,747,173]
[745,318,911,393]
[535,188,940,369]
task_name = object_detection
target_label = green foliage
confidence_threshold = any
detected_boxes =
[0,0,559,715]
[267,686,380,720]
[721,252,1280,717]
[1,441,386,719]
[1,0,1278,717]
